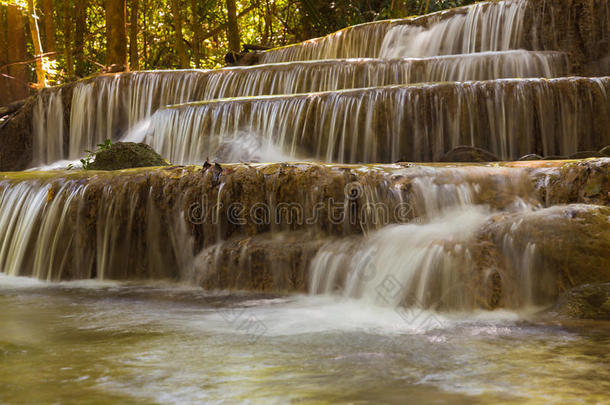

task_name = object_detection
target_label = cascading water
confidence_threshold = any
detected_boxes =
[260,0,528,63]
[309,165,545,310]
[32,49,569,165]
[146,77,610,164]
[2,0,610,401]
[0,173,194,280]
[379,0,527,58]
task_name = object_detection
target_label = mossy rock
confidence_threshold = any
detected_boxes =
[88,142,169,170]
[439,146,499,163]
[553,283,610,320]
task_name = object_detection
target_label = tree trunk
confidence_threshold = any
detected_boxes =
[0,7,10,105]
[170,0,189,68]
[390,0,407,17]
[41,0,56,57]
[74,0,87,76]
[226,0,240,53]
[27,0,47,88]
[6,5,29,101]
[63,0,73,77]
[129,0,139,70]
[106,0,128,68]
[189,0,204,68]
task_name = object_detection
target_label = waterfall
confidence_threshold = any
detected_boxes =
[260,0,528,63]
[308,165,543,310]
[32,50,568,166]
[32,90,64,164]
[380,0,527,58]
[0,174,194,280]
[258,20,395,64]
[5,0,610,316]
[147,77,610,165]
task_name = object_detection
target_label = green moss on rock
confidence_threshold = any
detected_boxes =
[88,142,169,171]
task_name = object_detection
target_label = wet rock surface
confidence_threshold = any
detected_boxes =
[0,160,609,297]
[0,97,35,171]
[553,283,610,320]
[440,146,499,163]
[482,205,610,305]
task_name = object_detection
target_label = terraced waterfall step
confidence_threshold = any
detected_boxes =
[146,77,610,164]
[1,159,609,308]
[257,0,610,74]
[19,50,568,167]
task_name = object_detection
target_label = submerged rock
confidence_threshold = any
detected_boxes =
[440,146,499,163]
[88,142,169,170]
[519,154,543,161]
[553,283,610,320]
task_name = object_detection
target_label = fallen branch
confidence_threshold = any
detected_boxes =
[0,51,60,70]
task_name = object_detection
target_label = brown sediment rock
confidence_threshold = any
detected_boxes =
[190,232,326,292]
[0,160,608,292]
[519,154,543,161]
[440,146,499,163]
[482,205,610,302]
[552,283,610,320]
[535,159,610,206]
[569,151,607,159]
[522,0,610,75]
[0,97,35,171]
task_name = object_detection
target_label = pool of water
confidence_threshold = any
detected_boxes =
[1,275,608,404]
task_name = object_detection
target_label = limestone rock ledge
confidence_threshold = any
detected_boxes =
[0,160,608,306]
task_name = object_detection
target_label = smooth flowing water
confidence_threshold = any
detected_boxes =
[146,77,610,165]
[1,276,608,404]
[3,0,610,402]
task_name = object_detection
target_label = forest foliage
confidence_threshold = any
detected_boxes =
[0,0,476,104]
